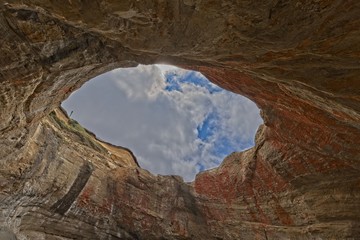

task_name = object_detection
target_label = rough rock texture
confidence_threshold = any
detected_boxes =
[0,0,359,239]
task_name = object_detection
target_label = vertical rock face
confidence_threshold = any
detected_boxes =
[0,0,359,239]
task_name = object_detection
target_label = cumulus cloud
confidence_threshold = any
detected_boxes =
[61,64,262,181]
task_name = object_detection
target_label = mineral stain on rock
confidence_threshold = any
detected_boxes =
[0,0,360,239]
[51,162,94,215]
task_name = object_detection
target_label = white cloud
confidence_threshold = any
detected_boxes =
[106,65,166,100]
[62,65,262,181]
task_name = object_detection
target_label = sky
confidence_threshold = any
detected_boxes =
[61,65,263,182]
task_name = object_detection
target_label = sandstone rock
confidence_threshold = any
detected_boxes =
[0,0,359,239]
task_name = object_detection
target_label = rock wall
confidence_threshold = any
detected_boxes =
[0,0,359,239]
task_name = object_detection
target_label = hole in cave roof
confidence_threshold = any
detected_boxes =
[61,64,263,182]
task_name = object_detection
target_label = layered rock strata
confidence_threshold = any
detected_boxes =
[0,1,359,239]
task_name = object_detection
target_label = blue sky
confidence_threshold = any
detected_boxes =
[61,65,262,181]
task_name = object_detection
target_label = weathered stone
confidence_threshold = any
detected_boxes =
[0,0,359,239]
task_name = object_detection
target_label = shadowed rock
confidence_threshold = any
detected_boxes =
[0,0,359,239]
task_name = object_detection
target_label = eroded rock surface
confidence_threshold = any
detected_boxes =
[0,0,359,239]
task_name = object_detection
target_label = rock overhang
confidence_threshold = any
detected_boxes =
[0,1,360,239]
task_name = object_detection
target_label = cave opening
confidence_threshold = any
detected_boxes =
[61,64,262,181]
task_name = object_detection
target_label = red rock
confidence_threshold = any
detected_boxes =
[0,0,359,239]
